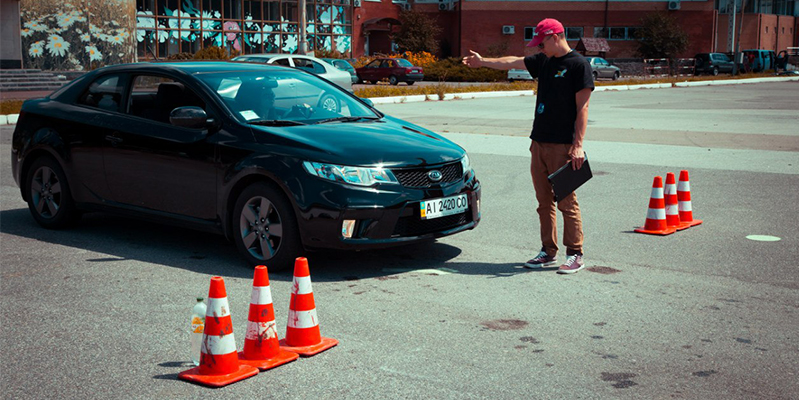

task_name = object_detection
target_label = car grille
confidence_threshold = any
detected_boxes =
[392,213,470,237]
[393,162,462,188]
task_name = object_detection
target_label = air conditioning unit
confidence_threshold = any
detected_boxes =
[353,0,361,7]
[402,2,411,10]
[668,0,680,10]
[438,2,451,11]
[502,25,515,35]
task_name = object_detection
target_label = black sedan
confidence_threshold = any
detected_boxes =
[11,61,481,270]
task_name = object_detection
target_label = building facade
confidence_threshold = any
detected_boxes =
[9,0,799,71]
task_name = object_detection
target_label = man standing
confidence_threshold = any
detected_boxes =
[462,18,593,274]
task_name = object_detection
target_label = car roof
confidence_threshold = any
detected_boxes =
[94,61,288,75]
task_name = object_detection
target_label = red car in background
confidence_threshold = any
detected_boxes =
[356,58,424,85]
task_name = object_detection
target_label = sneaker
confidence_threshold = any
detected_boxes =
[557,254,585,274]
[523,249,557,269]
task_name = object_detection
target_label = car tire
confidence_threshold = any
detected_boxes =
[389,75,399,85]
[370,80,378,85]
[406,81,414,85]
[318,93,340,113]
[712,67,719,76]
[25,156,80,229]
[232,182,301,271]
[613,71,620,81]
[592,71,598,81]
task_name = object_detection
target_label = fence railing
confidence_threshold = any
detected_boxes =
[643,58,696,77]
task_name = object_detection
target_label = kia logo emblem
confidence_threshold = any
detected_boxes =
[428,170,443,182]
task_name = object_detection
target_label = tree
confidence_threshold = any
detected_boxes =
[636,12,689,59]
[392,10,443,54]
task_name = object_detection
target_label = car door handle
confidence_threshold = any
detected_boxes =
[105,135,123,145]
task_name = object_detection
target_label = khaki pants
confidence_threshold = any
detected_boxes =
[529,141,583,257]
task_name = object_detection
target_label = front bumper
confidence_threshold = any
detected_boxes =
[294,173,481,251]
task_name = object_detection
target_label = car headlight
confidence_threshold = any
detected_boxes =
[460,153,472,174]
[303,161,398,186]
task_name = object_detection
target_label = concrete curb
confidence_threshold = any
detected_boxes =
[2,76,796,125]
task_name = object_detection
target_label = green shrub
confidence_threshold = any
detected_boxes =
[168,52,194,60]
[193,46,230,60]
[314,49,343,59]
[423,57,507,82]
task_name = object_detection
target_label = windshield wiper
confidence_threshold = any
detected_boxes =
[249,119,306,126]
[315,116,381,124]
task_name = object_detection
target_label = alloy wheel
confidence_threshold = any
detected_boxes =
[239,196,284,261]
[30,166,62,218]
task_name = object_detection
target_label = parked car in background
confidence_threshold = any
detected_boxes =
[232,53,353,92]
[693,53,735,75]
[355,58,424,85]
[586,57,621,80]
[740,49,778,72]
[11,62,481,271]
[507,68,533,82]
[322,58,359,84]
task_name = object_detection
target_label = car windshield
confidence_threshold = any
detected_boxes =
[396,59,413,67]
[197,69,378,125]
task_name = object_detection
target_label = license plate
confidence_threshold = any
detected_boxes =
[420,194,468,220]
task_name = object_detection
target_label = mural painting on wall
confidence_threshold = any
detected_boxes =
[20,0,136,71]
[135,1,351,58]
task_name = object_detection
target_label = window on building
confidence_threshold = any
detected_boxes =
[524,27,535,41]
[610,27,626,40]
[565,27,583,40]
[627,27,642,40]
[593,27,608,38]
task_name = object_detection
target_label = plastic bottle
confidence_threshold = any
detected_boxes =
[190,297,206,366]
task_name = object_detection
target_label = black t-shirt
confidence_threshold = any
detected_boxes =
[523,51,594,144]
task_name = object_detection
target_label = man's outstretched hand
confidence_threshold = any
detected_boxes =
[462,50,483,68]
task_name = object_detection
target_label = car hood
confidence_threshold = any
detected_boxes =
[251,116,464,167]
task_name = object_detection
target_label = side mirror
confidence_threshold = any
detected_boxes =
[360,98,374,108]
[170,106,209,129]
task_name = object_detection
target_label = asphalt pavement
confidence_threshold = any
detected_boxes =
[1,81,797,399]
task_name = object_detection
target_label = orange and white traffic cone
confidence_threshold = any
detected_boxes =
[678,170,703,228]
[279,257,338,356]
[634,176,677,236]
[238,265,299,370]
[179,277,259,387]
[665,172,689,231]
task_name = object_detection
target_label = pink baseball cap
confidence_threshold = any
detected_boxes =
[527,18,565,47]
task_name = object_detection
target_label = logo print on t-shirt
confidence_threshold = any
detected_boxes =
[554,69,567,78]
[537,104,545,114]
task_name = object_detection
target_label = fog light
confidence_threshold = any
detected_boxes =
[342,220,356,239]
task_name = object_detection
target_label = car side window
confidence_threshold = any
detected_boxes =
[366,60,379,68]
[379,60,391,68]
[293,58,326,75]
[127,75,206,125]
[273,58,291,66]
[77,74,124,112]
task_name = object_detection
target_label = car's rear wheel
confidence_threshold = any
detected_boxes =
[389,75,399,85]
[233,182,300,271]
[370,80,378,85]
[613,71,620,80]
[592,71,598,81]
[25,156,80,229]
[712,67,719,76]
[406,81,414,85]
[318,93,340,113]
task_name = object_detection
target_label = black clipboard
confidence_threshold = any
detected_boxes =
[547,154,592,202]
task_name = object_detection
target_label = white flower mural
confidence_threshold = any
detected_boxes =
[86,45,102,62]
[46,37,70,57]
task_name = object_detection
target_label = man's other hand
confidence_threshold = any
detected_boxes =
[569,145,585,170]
[462,50,483,68]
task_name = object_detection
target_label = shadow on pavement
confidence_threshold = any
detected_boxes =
[1,207,525,281]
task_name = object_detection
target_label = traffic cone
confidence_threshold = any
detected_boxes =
[634,176,677,235]
[678,170,703,227]
[238,266,299,370]
[279,257,338,356]
[179,277,259,388]
[664,172,690,231]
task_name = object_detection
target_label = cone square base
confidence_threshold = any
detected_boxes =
[237,349,299,371]
[178,364,259,388]
[278,337,338,357]
[681,219,702,228]
[634,226,677,236]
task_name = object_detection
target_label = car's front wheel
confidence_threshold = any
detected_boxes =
[232,182,300,271]
[318,93,340,113]
[25,156,80,229]
[592,71,598,81]
[389,75,399,85]
[712,67,719,76]
[406,81,414,85]
[613,71,620,80]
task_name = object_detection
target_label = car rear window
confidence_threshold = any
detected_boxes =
[396,59,413,67]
